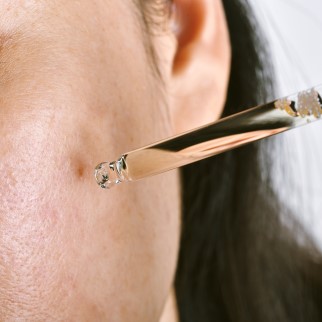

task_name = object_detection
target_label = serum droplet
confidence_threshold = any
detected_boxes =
[94,162,111,189]
[94,157,127,189]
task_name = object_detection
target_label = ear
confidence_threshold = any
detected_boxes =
[168,0,231,134]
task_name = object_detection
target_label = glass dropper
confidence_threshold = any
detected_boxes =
[94,85,322,189]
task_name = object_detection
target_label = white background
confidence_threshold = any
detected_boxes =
[250,0,322,249]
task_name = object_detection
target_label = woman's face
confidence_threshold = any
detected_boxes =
[0,0,230,321]
[1,1,180,320]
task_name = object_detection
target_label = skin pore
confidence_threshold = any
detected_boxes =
[0,0,230,321]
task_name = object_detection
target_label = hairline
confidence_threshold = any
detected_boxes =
[131,0,168,87]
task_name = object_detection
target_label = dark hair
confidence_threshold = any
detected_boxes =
[135,0,322,320]
[174,1,322,322]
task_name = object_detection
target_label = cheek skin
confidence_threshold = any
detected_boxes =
[0,1,181,320]
[0,89,181,321]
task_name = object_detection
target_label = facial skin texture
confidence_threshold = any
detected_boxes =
[0,0,230,321]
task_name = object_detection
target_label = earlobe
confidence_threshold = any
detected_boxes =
[168,0,231,134]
